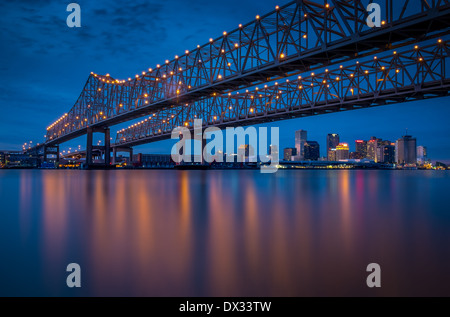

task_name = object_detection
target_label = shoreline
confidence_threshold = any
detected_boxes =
[1,166,448,171]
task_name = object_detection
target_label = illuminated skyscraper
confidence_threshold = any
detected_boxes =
[355,140,367,159]
[295,130,307,160]
[379,144,396,163]
[397,135,417,164]
[366,137,380,161]
[376,140,392,162]
[328,148,337,161]
[283,148,297,161]
[269,145,279,161]
[238,144,254,162]
[417,146,427,164]
[327,134,340,150]
[327,134,340,161]
[336,143,350,161]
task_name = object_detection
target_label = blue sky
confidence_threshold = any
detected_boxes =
[1,0,449,160]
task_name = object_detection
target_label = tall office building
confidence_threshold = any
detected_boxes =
[397,135,417,164]
[269,145,279,161]
[328,148,337,161]
[366,137,380,161]
[304,141,320,161]
[327,134,340,161]
[395,141,399,164]
[295,130,308,160]
[327,134,340,150]
[238,144,254,162]
[379,144,396,163]
[417,146,427,164]
[283,148,297,161]
[376,140,392,162]
[355,140,367,158]
[336,143,350,161]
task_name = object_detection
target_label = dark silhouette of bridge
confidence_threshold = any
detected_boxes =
[25,0,450,168]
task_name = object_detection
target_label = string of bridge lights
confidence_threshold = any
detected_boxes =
[88,39,442,106]
[85,3,388,87]
[87,5,290,85]
[115,40,446,135]
[47,30,445,135]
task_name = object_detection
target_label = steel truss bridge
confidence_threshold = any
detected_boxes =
[115,41,450,147]
[25,0,450,167]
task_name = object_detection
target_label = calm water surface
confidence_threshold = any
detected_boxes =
[0,169,449,296]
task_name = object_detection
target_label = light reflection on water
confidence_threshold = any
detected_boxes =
[0,169,449,296]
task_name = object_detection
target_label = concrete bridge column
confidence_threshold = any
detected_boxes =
[104,128,111,166]
[112,147,117,165]
[111,146,133,166]
[55,145,60,165]
[86,127,111,169]
[129,148,133,164]
[86,127,93,167]
[43,145,60,166]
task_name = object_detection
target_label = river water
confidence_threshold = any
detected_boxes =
[0,169,449,296]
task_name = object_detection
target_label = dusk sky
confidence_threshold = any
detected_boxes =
[1,0,449,160]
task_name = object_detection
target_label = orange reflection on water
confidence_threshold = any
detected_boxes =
[28,169,450,296]
[339,170,354,254]
[207,173,239,295]
[84,171,196,296]
[243,178,262,294]
[42,171,69,253]
[41,171,69,294]
[206,174,306,296]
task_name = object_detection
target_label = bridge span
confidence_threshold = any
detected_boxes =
[23,0,450,167]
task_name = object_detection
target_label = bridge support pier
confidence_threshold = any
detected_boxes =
[86,127,111,169]
[105,128,111,166]
[112,147,133,166]
[86,127,93,167]
[43,145,59,166]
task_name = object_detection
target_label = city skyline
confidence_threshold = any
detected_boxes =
[12,118,446,163]
[283,129,434,164]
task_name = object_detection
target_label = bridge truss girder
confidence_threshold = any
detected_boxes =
[115,40,450,147]
[45,0,450,146]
